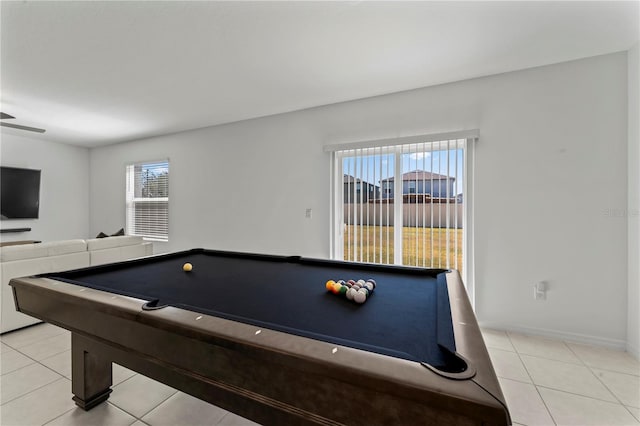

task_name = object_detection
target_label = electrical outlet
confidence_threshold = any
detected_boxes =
[305,208,312,219]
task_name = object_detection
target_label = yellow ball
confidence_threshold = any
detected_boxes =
[183,263,193,272]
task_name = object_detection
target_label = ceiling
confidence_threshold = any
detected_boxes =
[1,1,638,148]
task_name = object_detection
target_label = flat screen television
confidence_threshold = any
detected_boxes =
[1,166,41,220]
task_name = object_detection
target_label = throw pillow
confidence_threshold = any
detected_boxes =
[111,228,125,236]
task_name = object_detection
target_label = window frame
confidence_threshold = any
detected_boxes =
[125,159,170,242]
[326,130,477,305]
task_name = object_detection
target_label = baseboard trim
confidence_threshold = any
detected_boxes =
[627,342,640,359]
[478,321,628,352]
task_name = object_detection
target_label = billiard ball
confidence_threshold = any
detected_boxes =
[183,263,193,272]
[346,288,355,300]
[353,291,367,304]
[326,280,336,291]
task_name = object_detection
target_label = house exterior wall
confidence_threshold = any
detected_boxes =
[343,182,379,203]
[382,179,454,198]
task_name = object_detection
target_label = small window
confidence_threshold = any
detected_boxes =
[126,160,169,241]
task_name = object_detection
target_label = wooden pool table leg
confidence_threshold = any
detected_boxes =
[71,333,113,410]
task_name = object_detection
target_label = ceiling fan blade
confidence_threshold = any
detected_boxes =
[0,122,46,133]
[0,112,16,120]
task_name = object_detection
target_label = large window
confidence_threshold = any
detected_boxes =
[126,160,169,241]
[328,131,476,287]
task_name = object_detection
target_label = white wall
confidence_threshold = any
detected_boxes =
[628,43,640,357]
[90,52,629,348]
[474,54,628,348]
[89,116,329,256]
[0,132,90,242]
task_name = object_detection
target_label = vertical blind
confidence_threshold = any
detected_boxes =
[332,136,469,273]
[125,160,169,241]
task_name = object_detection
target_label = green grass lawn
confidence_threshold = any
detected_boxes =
[343,225,463,272]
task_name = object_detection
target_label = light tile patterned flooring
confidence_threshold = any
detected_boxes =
[0,323,638,426]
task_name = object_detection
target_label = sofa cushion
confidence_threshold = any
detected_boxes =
[47,239,87,256]
[86,235,144,251]
[1,250,90,333]
[0,239,88,262]
[90,242,153,266]
[0,243,49,262]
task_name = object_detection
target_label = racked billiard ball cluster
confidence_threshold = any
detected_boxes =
[325,279,376,304]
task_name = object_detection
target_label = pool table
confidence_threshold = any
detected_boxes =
[9,248,510,425]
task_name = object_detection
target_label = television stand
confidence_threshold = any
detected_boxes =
[0,228,32,234]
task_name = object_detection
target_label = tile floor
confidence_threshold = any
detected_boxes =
[0,323,638,426]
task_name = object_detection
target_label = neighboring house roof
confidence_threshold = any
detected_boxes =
[380,170,455,182]
[343,175,379,188]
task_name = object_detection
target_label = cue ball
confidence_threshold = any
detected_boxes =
[183,263,193,272]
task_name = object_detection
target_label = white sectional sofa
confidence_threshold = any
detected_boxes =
[1,236,153,333]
